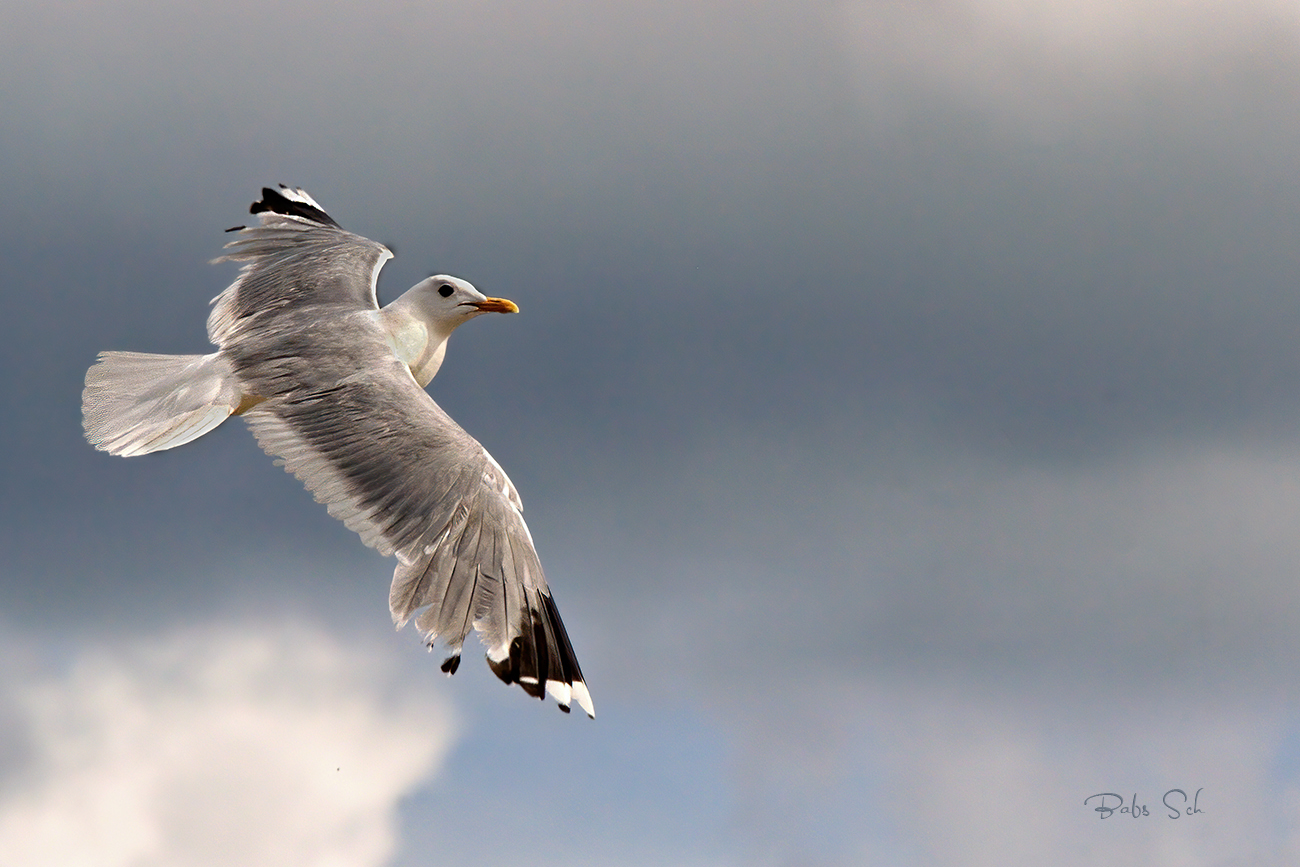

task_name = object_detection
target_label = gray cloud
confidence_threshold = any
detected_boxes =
[5,0,1300,863]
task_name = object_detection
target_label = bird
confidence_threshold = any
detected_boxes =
[82,185,593,718]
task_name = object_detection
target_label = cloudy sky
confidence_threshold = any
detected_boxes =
[5,0,1300,863]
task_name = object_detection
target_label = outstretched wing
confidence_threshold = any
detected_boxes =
[208,186,392,346]
[235,346,592,717]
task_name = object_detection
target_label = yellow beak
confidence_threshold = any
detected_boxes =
[470,297,519,314]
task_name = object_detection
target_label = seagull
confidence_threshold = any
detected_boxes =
[82,185,593,718]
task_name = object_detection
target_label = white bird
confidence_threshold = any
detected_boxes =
[82,185,593,717]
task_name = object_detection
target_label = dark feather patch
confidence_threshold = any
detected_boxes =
[249,185,341,228]
[484,590,587,707]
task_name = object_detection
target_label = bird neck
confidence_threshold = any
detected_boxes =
[375,304,451,388]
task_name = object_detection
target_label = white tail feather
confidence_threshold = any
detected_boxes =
[83,351,243,457]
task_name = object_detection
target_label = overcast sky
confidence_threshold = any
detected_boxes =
[4,1,1300,864]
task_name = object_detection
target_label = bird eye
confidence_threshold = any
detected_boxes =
[438,283,454,298]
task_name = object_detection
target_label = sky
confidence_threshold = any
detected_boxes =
[3,0,1300,863]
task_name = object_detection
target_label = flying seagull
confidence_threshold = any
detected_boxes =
[82,185,593,718]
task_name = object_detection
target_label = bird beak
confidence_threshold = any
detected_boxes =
[468,297,519,314]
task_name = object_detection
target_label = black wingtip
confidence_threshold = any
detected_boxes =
[484,590,591,715]
[440,654,461,675]
[248,185,341,228]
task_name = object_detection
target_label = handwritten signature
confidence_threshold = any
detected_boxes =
[1084,789,1204,820]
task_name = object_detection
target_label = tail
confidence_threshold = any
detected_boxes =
[83,352,243,457]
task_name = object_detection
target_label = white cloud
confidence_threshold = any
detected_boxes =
[0,622,456,867]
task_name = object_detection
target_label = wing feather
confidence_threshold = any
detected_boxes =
[230,319,590,715]
[208,188,391,346]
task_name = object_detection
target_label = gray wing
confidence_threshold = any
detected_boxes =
[222,308,592,718]
[208,186,392,346]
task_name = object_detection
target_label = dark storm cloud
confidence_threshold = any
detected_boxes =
[8,0,1300,477]
[0,0,1295,678]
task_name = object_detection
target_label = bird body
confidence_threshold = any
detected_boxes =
[82,186,592,717]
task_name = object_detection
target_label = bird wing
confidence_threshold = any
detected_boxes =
[208,186,392,346]
[229,311,590,716]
